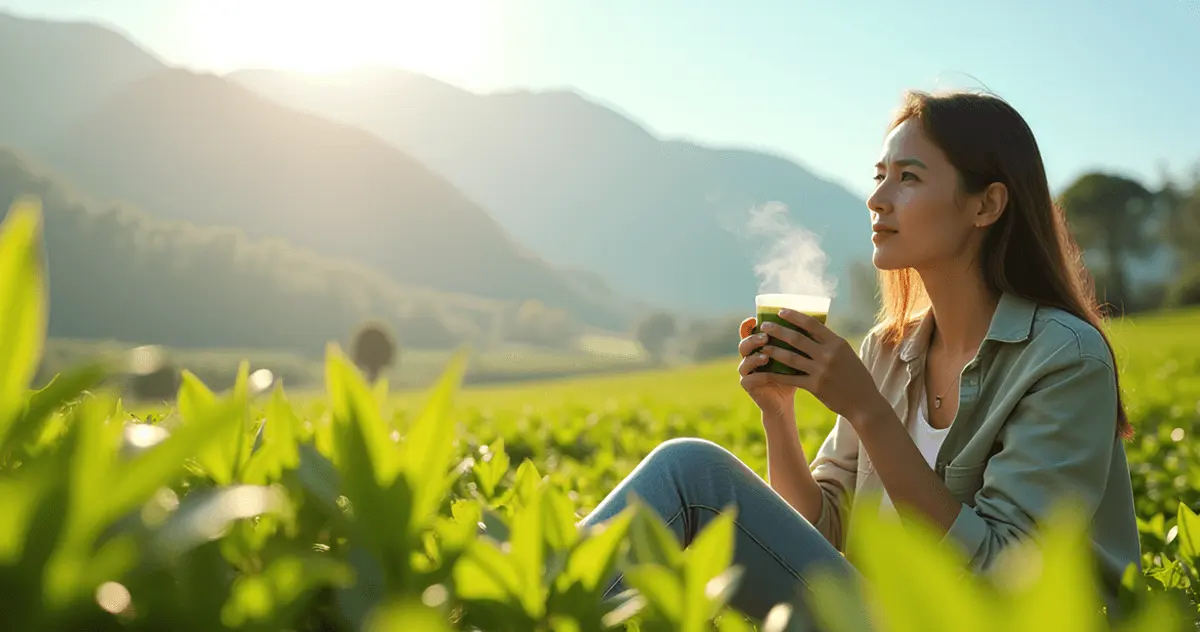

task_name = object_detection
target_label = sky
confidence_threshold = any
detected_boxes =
[3,0,1197,200]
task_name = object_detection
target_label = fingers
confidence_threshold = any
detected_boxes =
[738,330,769,358]
[761,345,815,375]
[740,370,808,391]
[758,320,820,358]
[738,351,768,376]
[739,317,757,340]
[777,309,833,343]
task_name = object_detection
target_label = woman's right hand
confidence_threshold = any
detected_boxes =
[738,317,798,416]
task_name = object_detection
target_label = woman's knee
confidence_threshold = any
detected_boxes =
[646,437,738,471]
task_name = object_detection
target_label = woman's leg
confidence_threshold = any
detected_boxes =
[577,437,860,627]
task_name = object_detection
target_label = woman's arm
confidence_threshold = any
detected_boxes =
[761,407,824,524]
[849,400,961,532]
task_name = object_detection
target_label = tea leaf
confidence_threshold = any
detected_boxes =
[848,504,993,632]
[0,198,46,439]
[1177,502,1199,562]
[152,485,292,560]
[623,564,683,623]
[683,505,737,625]
[401,349,468,535]
[509,485,546,618]
[1,362,105,462]
[562,507,634,593]
[627,496,683,571]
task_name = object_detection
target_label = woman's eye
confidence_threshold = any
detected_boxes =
[901,171,919,181]
[872,174,885,183]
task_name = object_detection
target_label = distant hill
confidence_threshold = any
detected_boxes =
[0,147,528,356]
[0,10,164,149]
[229,68,874,315]
[30,68,633,331]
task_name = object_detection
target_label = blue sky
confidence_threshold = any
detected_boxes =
[4,0,1197,199]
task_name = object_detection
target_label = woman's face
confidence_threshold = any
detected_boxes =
[866,119,982,272]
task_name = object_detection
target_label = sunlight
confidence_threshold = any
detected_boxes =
[187,0,491,81]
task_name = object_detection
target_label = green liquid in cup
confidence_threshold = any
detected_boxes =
[753,305,828,376]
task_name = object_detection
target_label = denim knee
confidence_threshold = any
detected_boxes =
[647,437,738,473]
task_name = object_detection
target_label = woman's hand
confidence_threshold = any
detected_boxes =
[740,309,885,422]
[737,317,798,417]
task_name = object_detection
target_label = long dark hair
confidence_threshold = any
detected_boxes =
[873,89,1133,440]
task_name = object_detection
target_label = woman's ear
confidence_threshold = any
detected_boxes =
[974,182,1009,228]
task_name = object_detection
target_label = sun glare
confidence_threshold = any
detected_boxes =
[187,0,490,82]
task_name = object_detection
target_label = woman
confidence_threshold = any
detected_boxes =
[576,89,1142,626]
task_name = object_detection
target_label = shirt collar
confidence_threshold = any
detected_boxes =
[898,291,1037,363]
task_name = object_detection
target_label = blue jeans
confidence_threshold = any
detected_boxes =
[577,437,861,630]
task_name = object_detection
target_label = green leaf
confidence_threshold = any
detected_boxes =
[476,437,511,499]
[454,538,524,604]
[512,459,544,510]
[152,485,292,561]
[242,383,302,484]
[1003,506,1105,632]
[509,486,546,618]
[716,612,757,632]
[222,554,355,627]
[1177,502,1199,562]
[683,505,737,628]
[541,485,578,553]
[847,500,996,632]
[627,496,683,571]
[179,371,239,485]
[363,597,454,632]
[326,345,398,487]
[400,349,469,535]
[0,457,58,565]
[623,564,684,623]
[562,507,634,593]
[2,363,106,463]
[0,198,47,441]
[106,397,247,530]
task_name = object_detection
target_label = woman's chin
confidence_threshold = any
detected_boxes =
[871,251,905,270]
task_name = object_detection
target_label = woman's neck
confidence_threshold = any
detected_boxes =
[918,261,1001,358]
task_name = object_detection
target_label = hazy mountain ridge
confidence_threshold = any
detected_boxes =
[0,11,165,149]
[0,146,521,356]
[1,9,874,337]
[229,68,873,314]
[30,66,633,331]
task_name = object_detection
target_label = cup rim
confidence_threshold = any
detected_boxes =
[755,293,832,313]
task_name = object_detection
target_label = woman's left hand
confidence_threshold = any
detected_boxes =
[748,309,885,421]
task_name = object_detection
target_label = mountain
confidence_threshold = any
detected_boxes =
[0,147,521,356]
[31,68,633,331]
[0,10,165,150]
[229,68,874,315]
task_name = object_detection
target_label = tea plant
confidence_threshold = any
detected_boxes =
[1,198,1198,630]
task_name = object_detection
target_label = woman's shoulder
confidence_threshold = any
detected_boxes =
[1026,303,1116,370]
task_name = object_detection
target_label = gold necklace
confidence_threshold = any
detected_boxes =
[929,344,973,410]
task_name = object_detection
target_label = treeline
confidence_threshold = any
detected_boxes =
[0,148,585,358]
[1058,167,1200,313]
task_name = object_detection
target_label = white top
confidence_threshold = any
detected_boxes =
[878,383,951,519]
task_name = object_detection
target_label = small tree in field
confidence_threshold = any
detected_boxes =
[635,311,678,364]
[350,321,398,384]
[127,345,180,403]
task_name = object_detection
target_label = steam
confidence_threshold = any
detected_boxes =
[747,202,837,298]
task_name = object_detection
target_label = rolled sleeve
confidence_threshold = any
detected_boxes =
[809,333,877,550]
[940,344,1118,572]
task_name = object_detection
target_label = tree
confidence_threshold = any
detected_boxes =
[126,345,180,403]
[350,321,397,384]
[1057,173,1157,313]
[635,312,678,364]
[1162,171,1200,267]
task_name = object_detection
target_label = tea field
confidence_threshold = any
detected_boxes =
[3,201,1200,631]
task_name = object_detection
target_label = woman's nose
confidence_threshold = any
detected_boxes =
[867,188,891,215]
